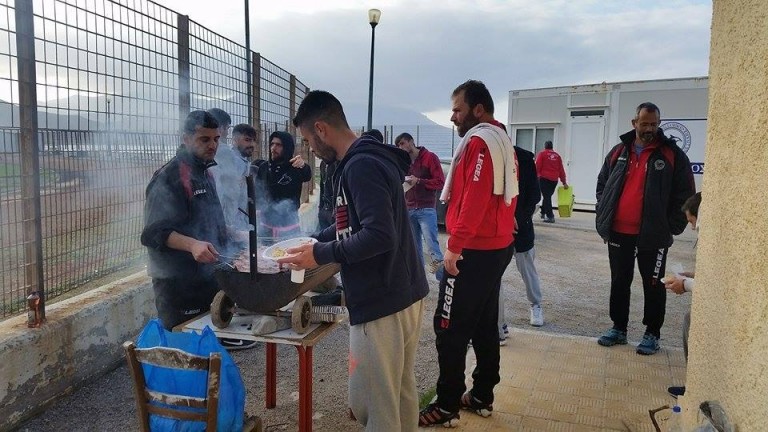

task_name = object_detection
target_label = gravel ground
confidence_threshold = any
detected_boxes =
[16,218,695,432]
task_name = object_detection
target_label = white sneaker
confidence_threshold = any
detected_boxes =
[530,305,544,327]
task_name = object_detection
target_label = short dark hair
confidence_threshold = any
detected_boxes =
[232,123,256,139]
[635,102,661,118]
[452,80,494,115]
[207,108,231,127]
[292,90,349,130]
[363,129,384,142]
[544,140,553,149]
[681,192,702,217]
[183,110,219,135]
[395,132,413,144]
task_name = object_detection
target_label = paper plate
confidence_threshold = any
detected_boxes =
[261,237,317,261]
[403,181,414,192]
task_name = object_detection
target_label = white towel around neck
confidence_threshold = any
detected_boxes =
[440,122,518,205]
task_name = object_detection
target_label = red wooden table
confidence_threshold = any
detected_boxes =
[179,313,340,432]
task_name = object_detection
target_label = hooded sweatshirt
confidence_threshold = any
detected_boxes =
[313,136,429,325]
[253,131,313,227]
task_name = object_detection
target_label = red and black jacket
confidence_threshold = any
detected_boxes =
[595,129,695,249]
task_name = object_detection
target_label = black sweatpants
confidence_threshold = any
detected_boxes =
[152,277,219,330]
[607,232,668,338]
[433,244,514,413]
[539,178,557,219]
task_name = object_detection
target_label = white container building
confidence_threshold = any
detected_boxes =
[508,77,708,209]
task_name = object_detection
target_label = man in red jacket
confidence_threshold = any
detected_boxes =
[419,80,517,427]
[396,132,446,275]
[535,140,568,223]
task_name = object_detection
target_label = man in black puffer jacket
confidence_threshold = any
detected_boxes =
[595,102,695,356]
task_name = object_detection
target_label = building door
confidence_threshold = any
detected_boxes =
[567,114,605,207]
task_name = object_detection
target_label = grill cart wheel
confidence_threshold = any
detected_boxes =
[211,290,235,329]
[291,296,312,334]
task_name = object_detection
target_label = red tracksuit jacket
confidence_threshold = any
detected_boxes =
[445,128,517,253]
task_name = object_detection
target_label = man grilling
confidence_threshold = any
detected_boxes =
[140,110,256,350]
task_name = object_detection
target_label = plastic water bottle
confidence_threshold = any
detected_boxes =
[668,405,683,432]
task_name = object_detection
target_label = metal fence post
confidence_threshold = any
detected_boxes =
[177,15,191,128]
[289,74,297,136]
[15,0,45,324]
[451,125,456,155]
[252,52,261,159]
[416,125,420,143]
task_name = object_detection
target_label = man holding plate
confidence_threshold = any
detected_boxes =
[278,90,428,432]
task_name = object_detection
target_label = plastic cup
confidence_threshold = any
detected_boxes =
[291,269,305,283]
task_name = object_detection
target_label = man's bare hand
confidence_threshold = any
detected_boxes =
[190,240,218,264]
[563,182,569,189]
[276,242,318,270]
[443,249,463,276]
[290,155,305,168]
[664,276,687,295]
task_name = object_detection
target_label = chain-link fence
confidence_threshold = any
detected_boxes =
[0,0,309,319]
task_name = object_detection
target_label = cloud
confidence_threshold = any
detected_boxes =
[154,1,713,123]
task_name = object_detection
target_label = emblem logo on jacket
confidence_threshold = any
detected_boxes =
[193,188,206,196]
[654,160,666,171]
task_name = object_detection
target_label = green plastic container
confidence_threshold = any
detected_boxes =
[557,186,574,218]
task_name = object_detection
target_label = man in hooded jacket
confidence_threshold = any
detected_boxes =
[252,131,312,239]
[277,90,428,432]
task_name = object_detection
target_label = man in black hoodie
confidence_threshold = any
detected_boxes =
[497,145,546,344]
[278,90,428,432]
[252,131,312,239]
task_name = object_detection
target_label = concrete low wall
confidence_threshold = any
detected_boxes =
[0,271,154,432]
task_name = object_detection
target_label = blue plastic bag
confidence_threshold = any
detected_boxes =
[135,319,245,432]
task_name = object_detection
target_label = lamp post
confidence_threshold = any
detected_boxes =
[366,8,381,131]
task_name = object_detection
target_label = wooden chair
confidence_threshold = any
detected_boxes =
[123,341,262,432]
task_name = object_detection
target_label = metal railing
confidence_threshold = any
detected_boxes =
[353,124,460,159]
[0,0,310,319]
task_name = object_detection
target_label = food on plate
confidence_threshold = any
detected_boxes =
[271,248,287,258]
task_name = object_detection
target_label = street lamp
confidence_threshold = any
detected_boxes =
[366,8,381,130]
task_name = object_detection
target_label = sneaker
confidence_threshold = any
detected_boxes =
[460,391,493,418]
[428,259,442,274]
[219,338,258,351]
[418,403,460,427]
[667,386,686,398]
[636,333,660,355]
[499,337,507,346]
[543,217,555,223]
[597,328,627,347]
[530,305,544,327]
[502,323,509,337]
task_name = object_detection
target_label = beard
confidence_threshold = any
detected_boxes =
[310,132,337,163]
[456,112,480,137]
[638,131,655,143]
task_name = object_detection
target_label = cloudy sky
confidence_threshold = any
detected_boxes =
[156,0,712,126]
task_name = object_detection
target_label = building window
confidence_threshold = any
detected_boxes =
[515,127,555,154]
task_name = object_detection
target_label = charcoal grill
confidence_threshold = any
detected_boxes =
[210,174,340,333]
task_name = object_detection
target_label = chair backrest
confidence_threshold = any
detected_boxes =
[123,341,222,432]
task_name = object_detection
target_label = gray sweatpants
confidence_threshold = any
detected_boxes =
[349,299,425,432]
[498,247,543,337]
